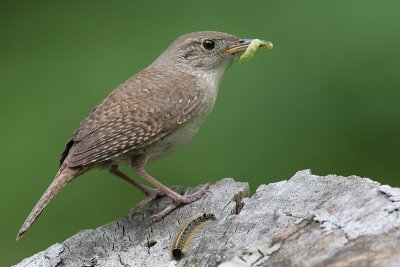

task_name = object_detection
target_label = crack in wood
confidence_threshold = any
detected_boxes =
[232,191,246,215]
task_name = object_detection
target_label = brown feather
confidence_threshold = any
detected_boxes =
[64,67,204,167]
[16,165,80,239]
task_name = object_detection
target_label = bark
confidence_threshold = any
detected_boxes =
[15,170,400,267]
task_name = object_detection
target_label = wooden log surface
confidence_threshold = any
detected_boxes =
[15,170,400,267]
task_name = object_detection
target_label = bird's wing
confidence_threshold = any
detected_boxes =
[61,69,206,167]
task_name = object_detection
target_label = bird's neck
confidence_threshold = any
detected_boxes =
[191,61,231,94]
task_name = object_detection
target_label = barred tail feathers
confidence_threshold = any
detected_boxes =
[16,165,79,240]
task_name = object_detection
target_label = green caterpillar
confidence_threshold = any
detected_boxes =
[240,39,273,63]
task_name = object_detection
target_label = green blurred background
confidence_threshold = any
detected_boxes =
[1,0,399,265]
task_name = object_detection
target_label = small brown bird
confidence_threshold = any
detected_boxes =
[17,31,273,239]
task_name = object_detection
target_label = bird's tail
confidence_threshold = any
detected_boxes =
[16,164,80,240]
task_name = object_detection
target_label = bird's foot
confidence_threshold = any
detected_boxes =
[148,184,210,222]
[128,185,181,219]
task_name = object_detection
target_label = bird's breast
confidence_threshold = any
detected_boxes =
[145,82,220,161]
[111,66,227,165]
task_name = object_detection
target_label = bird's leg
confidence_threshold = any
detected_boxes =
[131,157,209,221]
[109,165,155,196]
[109,165,181,217]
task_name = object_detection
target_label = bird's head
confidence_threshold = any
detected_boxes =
[153,31,272,72]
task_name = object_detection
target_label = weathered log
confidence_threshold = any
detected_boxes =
[15,170,400,267]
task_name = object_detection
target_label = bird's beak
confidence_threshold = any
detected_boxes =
[224,38,273,54]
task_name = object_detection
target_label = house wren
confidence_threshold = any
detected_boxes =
[17,31,273,239]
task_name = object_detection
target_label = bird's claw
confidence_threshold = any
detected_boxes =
[148,183,210,222]
[128,185,182,219]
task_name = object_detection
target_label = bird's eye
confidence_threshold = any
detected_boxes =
[202,39,215,50]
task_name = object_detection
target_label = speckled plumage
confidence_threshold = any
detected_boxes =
[63,67,205,167]
[17,31,262,239]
